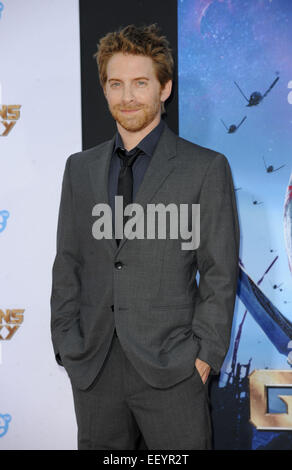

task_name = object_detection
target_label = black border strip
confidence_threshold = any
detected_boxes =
[79,0,178,150]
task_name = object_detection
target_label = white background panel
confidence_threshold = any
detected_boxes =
[0,0,82,449]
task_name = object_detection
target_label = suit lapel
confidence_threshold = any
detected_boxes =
[88,124,178,256]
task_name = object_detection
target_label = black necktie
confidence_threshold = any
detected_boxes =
[116,147,142,245]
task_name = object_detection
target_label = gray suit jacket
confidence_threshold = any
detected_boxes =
[50,124,240,390]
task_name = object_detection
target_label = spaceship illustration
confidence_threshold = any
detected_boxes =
[234,76,279,107]
[270,281,283,292]
[220,116,247,133]
[237,262,292,356]
[252,199,263,205]
[263,156,285,173]
[284,172,292,274]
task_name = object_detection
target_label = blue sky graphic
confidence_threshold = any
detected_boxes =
[178,0,292,375]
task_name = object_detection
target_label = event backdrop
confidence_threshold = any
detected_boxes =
[0,0,81,449]
[1,0,292,451]
[178,0,292,449]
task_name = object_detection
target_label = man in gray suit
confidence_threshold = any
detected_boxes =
[51,24,240,450]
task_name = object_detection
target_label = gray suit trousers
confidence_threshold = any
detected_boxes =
[70,331,212,450]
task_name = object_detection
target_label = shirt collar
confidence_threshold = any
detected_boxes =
[114,118,165,157]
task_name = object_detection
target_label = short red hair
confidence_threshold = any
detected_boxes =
[94,24,174,113]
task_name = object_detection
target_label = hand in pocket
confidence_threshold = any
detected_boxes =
[195,358,211,384]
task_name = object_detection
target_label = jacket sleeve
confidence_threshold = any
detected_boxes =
[192,153,240,375]
[50,155,81,366]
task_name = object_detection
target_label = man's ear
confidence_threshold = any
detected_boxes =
[161,80,172,102]
[102,83,107,98]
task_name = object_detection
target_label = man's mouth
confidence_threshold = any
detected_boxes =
[120,109,140,113]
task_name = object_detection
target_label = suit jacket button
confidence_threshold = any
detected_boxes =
[111,304,114,311]
[115,261,123,270]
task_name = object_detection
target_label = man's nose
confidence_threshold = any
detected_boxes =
[121,84,135,103]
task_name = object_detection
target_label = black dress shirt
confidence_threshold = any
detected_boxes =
[108,118,165,226]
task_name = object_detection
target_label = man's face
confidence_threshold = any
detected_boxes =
[103,52,171,132]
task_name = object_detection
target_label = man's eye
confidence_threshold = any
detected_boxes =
[137,81,147,86]
[111,82,120,88]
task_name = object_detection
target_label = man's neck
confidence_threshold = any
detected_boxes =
[117,115,161,151]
